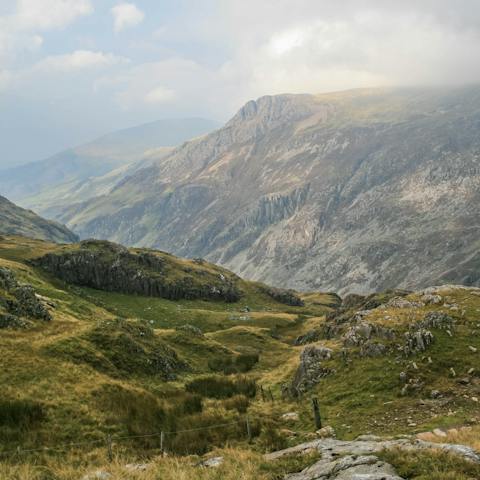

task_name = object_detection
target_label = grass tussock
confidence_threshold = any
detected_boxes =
[208,353,259,374]
[380,447,480,480]
[186,376,257,399]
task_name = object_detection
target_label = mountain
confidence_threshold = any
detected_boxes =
[54,86,480,294]
[0,117,219,217]
[2,234,480,479]
[0,195,78,243]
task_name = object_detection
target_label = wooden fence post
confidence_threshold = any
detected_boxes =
[260,385,266,402]
[106,434,113,462]
[160,431,165,454]
[268,387,274,402]
[311,397,322,430]
[246,416,252,443]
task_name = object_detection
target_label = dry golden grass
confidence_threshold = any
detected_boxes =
[0,447,320,480]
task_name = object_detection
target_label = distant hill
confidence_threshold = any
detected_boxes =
[55,86,480,294]
[0,117,219,216]
[0,195,78,243]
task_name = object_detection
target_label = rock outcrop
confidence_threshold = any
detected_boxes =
[0,266,51,328]
[33,240,242,302]
[266,436,480,480]
[290,346,334,395]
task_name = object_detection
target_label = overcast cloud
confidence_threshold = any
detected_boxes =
[1,0,480,168]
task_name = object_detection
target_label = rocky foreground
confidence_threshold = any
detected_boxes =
[266,435,480,479]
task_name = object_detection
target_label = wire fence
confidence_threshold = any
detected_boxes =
[0,418,250,459]
[0,397,323,460]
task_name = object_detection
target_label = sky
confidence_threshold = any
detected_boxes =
[1,0,480,169]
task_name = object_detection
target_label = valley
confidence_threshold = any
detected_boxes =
[1,235,480,479]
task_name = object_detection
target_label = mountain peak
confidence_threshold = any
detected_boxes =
[227,93,317,127]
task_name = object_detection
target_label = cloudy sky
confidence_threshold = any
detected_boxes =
[1,0,480,168]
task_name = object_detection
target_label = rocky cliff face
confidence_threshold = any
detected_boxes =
[56,87,480,294]
[34,239,242,302]
[0,195,78,243]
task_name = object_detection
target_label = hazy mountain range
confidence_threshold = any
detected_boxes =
[0,195,77,243]
[0,117,219,218]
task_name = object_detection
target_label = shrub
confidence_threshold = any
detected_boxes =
[95,384,176,447]
[208,353,259,374]
[179,393,203,415]
[0,400,45,430]
[224,395,250,413]
[186,376,257,399]
[168,412,245,455]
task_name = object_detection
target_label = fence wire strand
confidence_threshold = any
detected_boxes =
[0,418,249,458]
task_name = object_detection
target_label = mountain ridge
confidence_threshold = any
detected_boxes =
[0,117,219,216]
[0,195,78,243]
[47,86,480,294]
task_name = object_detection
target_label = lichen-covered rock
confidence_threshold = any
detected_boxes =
[9,285,51,321]
[294,329,322,346]
[290,346,334,395]
[0,267,52,327]
[261,286,304,306]
[403,329,434,355]
[0,313,31,329]
[421,294,442,305]
[268,435,480,479]
[360,341,388,357]
[383,297,424,309]
[418,311,455,330]
[343,322,395,347]
[0,266,18,290]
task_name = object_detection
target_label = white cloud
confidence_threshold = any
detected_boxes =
[14,0,93,31]
[37,50,128,72]
[111,2,144,33]
[144,85,175,104]
[0,0,93,65]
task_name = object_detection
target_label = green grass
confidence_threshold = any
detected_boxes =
[2,235,480,476]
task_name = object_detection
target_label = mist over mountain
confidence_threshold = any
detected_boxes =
[51,85,480,294]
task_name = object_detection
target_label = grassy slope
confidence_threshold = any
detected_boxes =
[0,197,78,244]
[1,235,480,479]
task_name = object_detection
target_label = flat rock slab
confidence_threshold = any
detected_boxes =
[286,454,402,480]
[266,437,480,480]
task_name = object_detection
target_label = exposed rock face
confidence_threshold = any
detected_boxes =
[261,286,304,306]
[418,311,455,330]
[55,86,480,294]
[291,346,334,395]
[294,329,323,346]
[403,329,435,356]
[0,195,77,243]
[343,322,395,348]
[33,240,242,302]
[0,267,51,328]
